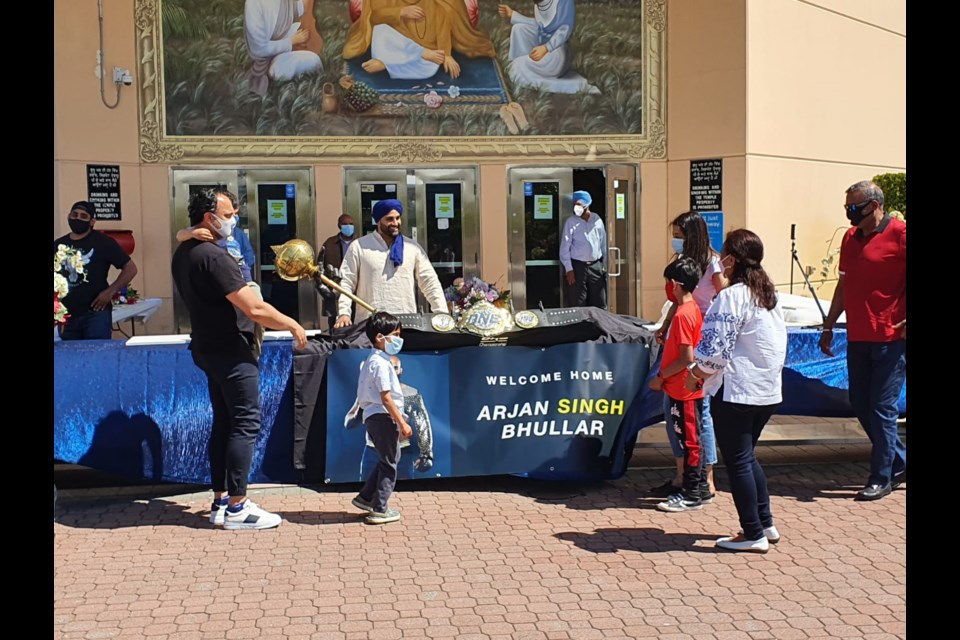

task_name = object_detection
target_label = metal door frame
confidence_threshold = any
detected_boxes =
[412,167,480,279]
[506,166,574,311]
[169,167,316,333]
[605,164,639,316]
[342,167,409,236]
[245,168,317,328]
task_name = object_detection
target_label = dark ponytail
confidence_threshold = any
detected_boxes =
[722,229,778,311]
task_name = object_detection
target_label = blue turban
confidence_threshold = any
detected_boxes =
[572,190,592,207]
[371,199,405,267]
[372,199,403,222]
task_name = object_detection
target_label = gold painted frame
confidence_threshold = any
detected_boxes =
[135,0,666,163]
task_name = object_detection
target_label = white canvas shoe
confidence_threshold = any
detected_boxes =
[738,525,780,543]
[209,500,227,526]
[716,534,769,553]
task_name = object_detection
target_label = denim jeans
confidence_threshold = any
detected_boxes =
[191,349,261,497]
[712,389,779,541]
[665,392,717,465]
[58,309,113,340]
[358,414,401,513]
[846,340,907,486]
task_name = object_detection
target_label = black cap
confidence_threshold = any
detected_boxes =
[70,201,97,217]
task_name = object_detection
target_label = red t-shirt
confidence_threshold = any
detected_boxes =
[661,300,704,400]
[838,216,906,342]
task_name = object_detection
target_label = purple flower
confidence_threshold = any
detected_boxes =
[486,290,497,302]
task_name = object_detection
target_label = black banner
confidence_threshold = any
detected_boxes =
[690,159,722,212]
[87,164,121,220]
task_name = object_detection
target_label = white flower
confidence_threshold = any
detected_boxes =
[54,272,69,298]
[447,85,461,98]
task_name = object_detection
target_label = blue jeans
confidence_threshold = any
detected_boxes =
[846,340,906,486]
[58,309,113,340]
[665,393,717,465]
[358,414,401,513]
[712,389,779,541]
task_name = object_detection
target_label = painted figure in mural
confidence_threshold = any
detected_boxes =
[498,0,598,94]
[344,0,496,81]
[244,0,324,96]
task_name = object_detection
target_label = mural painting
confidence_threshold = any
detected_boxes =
[139,0,663,160]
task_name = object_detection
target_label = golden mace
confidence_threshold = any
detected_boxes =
[271,239,376,312]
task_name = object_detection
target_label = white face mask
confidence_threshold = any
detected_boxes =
[573,205,585,216]
[213,213,237,239]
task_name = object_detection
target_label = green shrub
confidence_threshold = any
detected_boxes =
[872,172,906,218]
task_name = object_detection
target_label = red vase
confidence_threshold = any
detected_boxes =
[102,229,135,256]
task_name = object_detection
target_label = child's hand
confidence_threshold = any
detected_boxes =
[191,227,215,242]
[648,375,663,391]
[399,421,413,439]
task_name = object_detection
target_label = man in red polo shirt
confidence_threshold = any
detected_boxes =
[819,180,906,501]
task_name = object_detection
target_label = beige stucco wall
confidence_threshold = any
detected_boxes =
[745,0,906,299]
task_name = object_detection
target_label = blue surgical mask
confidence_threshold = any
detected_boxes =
[384,335,404,355]
[671,238,685,255]
[340,224,355,237]
[213,214,237,239]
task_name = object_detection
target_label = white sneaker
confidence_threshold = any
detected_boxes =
[223,500,282,530]
[737,525,781,543]
[656,493,703,513]
[209,500,227,526]
[716,534,769,553]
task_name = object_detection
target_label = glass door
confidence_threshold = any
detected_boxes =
[245,169,316,327]
[507,168,574,311]
[412,168,479,292]
[343,168,409,238]
[605,164,638,315]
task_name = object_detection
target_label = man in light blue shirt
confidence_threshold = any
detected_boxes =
[559,190,608,309]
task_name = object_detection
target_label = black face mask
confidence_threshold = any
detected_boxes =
[68,218,91,234]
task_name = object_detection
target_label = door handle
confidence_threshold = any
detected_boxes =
[609,247,622,277]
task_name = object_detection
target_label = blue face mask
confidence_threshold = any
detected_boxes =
[340,224,355,237]
[671,238,685,255]
[384,335,404,355]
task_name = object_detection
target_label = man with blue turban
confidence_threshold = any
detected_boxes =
[559,190,608,309]
[333,199,447,328]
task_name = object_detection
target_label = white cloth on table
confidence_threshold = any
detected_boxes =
[337,232,447,322]
[53,298,163,341]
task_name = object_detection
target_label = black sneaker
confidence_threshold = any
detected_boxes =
[649,480,682,498]
[855,483,892,501]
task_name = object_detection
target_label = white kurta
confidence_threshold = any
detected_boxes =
[337,232,447,321]
[370,24,440,80]
[244,0,322,95]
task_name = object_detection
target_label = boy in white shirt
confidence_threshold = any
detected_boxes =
[349,311,413,524]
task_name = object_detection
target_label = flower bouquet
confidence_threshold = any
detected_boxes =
[444,276,511,316]
[54,244,86,326]
[112,286,141,305]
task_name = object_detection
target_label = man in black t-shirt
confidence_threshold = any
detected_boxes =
[53,201,139,340]
[172,188,308,531]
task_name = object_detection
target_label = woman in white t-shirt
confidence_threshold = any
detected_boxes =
[650,212,728,500]
[686,229,787,553]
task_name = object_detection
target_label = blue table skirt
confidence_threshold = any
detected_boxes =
[53,328,905,485]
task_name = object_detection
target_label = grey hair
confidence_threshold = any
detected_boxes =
[846,181,885,208]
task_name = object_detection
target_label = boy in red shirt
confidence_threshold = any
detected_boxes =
[650,257,707,512]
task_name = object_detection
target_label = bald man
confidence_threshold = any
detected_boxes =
[334,200,446,328]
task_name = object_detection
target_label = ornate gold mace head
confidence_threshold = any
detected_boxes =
[271,239,319,282]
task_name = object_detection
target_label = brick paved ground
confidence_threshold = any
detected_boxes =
[54,447,906,640]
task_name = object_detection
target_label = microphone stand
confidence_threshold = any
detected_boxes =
[789,224,827,324]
